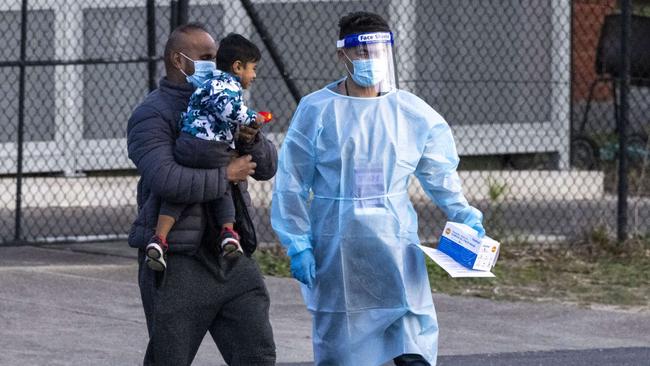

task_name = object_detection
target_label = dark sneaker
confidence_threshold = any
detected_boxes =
[393,354,431,366]
[220,227,243,258]
[145,235,168,271]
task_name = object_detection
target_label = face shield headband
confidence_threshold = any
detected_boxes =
[337,32,395,89]
[336,32,394,49]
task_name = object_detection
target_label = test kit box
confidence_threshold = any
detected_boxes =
[437,222,500,271]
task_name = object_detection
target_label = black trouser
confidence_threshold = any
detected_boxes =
[394,354,431,366]
[138,240,276,365]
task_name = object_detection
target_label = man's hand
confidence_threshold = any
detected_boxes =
[226,154,256,182]
[238,125,260,144]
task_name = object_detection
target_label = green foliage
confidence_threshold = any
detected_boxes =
[484,176,508,240]
[569,225,650,258]
[253,246,291,277]
[486,177,508,202]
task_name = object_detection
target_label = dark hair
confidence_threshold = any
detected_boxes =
[163,22,210,67]
[216,33,262,72]
[338,12,391,39]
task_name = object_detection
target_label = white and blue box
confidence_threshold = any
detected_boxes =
[437,222,500,271]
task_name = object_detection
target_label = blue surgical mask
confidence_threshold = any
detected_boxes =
[346,56,387,87]
[179,52,217,87]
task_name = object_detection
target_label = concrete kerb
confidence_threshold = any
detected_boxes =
[0,170,606,210]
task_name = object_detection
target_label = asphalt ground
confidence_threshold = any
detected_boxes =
[1,242,649,366]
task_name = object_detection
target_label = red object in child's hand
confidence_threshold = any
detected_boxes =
[258,111,273,124]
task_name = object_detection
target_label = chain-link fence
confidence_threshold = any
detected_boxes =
[572,0,650,240]
[1,0,648,245]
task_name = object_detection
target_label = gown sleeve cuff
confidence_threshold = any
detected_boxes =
[286,236,313,257]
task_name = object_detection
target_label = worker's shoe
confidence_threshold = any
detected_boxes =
[393,354,430,366]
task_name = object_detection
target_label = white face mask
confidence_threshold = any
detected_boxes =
[178,52,217,87]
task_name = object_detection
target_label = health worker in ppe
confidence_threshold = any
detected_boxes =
[271,11,485,366]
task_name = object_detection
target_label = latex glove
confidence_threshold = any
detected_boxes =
[290,249,315,288]
[470,221,486,238]
[460,207,486,238]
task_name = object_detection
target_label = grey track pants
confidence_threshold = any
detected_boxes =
[138,243,276,366]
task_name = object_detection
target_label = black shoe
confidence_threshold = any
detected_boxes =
[145,235,167,271]
[393,354,430,366]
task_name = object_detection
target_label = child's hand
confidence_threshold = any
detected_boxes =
[240,112,272,143]
[254,114,266,127]
[238,125,260,144]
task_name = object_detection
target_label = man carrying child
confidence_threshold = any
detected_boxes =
[127,23,277,365]
[145,33,272,271]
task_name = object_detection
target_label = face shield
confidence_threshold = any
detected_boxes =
[337,32,396,93]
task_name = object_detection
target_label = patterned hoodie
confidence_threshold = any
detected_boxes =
[180,69,257,148]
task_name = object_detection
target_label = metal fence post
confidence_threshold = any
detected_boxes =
[617,0,631,242]
[147,0,157,91]
[170,0,178,30]
[178,0,189,26]
[240,0,302,104]
[170,0,189,30]
[14,0,28,243]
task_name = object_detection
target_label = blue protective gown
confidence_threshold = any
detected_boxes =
[271,81,482,366]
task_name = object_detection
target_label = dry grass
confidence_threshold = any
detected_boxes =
[255,232,650,310]
[428,230,650,310]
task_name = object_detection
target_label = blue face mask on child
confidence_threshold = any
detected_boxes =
[345,55,387,88]
[179,52,217,87]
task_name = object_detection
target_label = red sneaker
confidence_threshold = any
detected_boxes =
[220,227,243,258]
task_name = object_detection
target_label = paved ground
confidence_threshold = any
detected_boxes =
[1,241,649,366]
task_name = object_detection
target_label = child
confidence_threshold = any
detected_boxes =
[145,33,271,271]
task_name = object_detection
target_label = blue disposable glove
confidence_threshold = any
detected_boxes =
[469,221,486,238]
[459,207,486,238]
[290,249,316,288]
